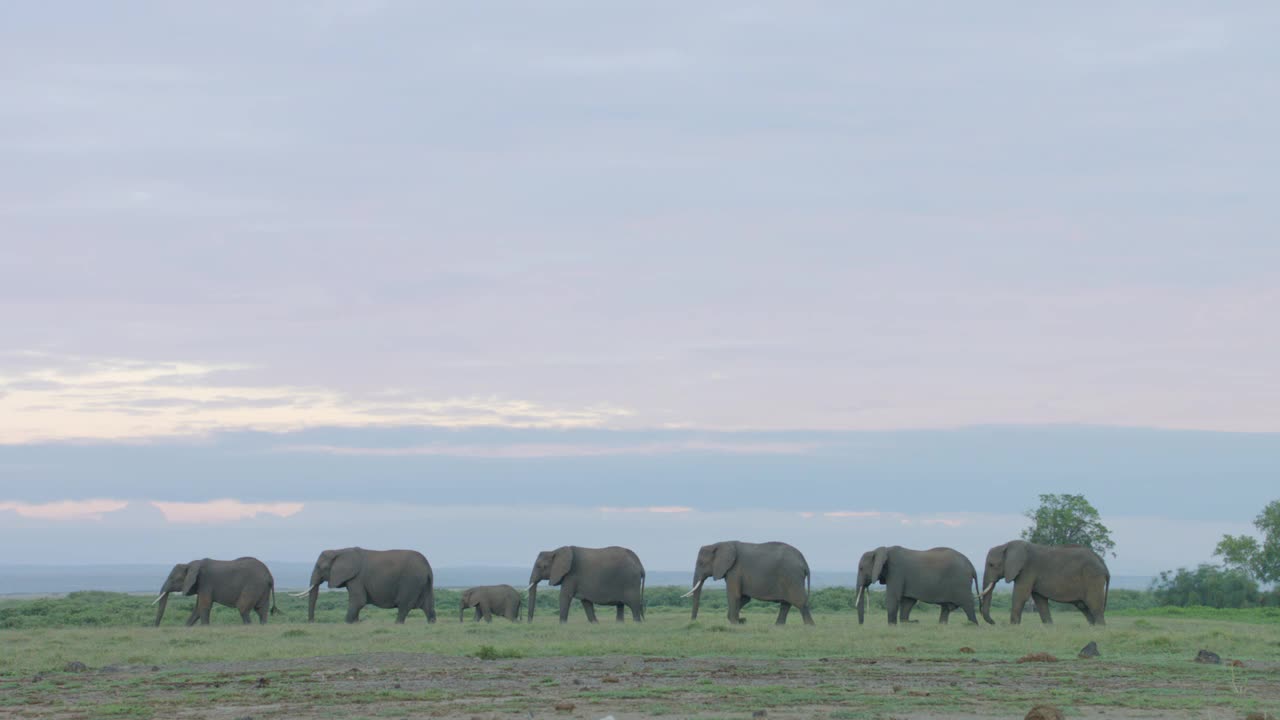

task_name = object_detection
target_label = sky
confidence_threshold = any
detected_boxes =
[1,2,1278,582]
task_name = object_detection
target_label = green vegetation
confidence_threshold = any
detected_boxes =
[1216,498,1280,584]
[1021,493,1116,557]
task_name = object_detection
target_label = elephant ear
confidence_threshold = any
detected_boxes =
[1004,542,1029,581]
[871,547,889,582]
[330,550,360,588]
[181,560,204,595]
[711,542,738,580]
[549,547,574,586]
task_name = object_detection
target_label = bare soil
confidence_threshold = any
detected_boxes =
[4,652,1276,719]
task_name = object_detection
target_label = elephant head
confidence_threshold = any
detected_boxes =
[459,589,474,623]
[152,560,204,626]
[854,547,888,625]
[526,547,573,622]
[686,542,737,620]
[301,548,361,622]
[980,540,1030,623]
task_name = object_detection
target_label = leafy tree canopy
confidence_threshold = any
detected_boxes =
[1021,493,1116,558]
[1215,499,1280,585]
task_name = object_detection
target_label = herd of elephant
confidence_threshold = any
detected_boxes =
[152,540,1111,628]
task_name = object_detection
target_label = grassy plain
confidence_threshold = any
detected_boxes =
[1,592,1277,719]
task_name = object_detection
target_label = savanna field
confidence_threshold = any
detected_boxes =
[2,591,1277,719]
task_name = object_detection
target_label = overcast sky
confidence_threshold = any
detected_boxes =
[2,2,1277,579]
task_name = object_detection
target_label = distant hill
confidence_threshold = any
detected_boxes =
[0,564,1156,596]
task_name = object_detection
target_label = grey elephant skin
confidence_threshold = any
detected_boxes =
[688,541,814,625]
[459,585,522,622]
[303,548,437,624]
[527,546,645,623]
[153,557,276,626]
[980,540,1110,625]
[855,546,984,625]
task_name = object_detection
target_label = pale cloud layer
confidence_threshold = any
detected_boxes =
[149,500,305,524]
[0,499,128,521]
[0,353,629,443]
[1,3,1278,439]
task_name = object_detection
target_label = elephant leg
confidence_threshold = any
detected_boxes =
[558,587,573,624]
[345,587,366,624]
[196,594,214,625]
[615,604,625,623]
[473,607,482,622]
[395,605,411,624]
[725,578,742,624]
[799,602,815,626]
[1008,582,1032,625]
[1084,585,1107,626]
[256,603,269,624]
[1031,593,1053,624]
[629,598,643,622]
[184,608,200,627]
[938,603,951,624]
[959,597,979,625]
[424,585,437,624]
[581,599,599,623]
[899,597,917,623]
[482,605,493,623]
[776,601,791,625]
[884,591,900,625]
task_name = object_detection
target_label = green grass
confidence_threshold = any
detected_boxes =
[2,589,1278,719]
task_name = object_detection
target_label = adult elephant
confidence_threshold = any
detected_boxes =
[152,557,276,626]
[854,546,985,625]
[684,541,814,625]
[979,540,1110,625]
[297,548,437,624]
[527,546,645,623]
[460,585,522,622]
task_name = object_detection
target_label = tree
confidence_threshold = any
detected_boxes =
[1151,564,1260,608]
[1021,493,1115,558]
[1215,499,1280,584]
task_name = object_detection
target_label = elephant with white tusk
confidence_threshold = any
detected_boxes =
[459,585,522,622]
[153,557,277,627]
[979,540,1110,625]
[304,547,436,624]
[854,546,985,626]
[527,546,645,623]
[689,541,814,626]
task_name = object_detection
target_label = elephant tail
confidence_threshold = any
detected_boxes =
[270,583,279,616]
[1103,574,1110,612]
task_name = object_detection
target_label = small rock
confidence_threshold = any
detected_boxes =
[100,665,121,673]
[29,673,45,684]
[1024,705,1065,720]
[601,675,620,683]
[894,645,907,652]
[553,701,575,712]
[891,685,903,694]
[572,678,582,685]
[1016,652,1059,663]
[393,682,401,688]
[752,711,767,719]
[1228,659,1245,668]
[149,666,160,672]
[234,716,255,720]
[1078,641,1100,659]
[958,646,975,654]
[254,677,269,689]
[63,661,88,673]
[1194,649,1221,665]
[907,690,930,697]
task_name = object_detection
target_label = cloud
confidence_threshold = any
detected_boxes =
[597,506,693,514]
[0,499,128,521]
[0,353,631,443]
[149,499,305,524]
[278,439,821,459]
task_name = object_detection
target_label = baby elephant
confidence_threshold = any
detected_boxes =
[459,584,523,622]
[153,557,277,626]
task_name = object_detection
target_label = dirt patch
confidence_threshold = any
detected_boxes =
[1016,652,1059,663]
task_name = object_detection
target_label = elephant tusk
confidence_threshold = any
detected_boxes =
[523,583,537,593]
[854,586,863,607]
[680,578,705,599]
[291,585,317,598]
[981,582,995,596]
[150,592,166,606]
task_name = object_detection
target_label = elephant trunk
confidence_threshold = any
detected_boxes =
[459,599,467,623]
[154,592,169,627]
[979,573,997,624]
[690,579,705,620]
[527,584,537,623]
[307,584,320,623]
